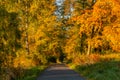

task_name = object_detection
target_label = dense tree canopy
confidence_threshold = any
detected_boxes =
[0,0,120,79]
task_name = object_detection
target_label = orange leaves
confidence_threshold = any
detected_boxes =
[68,0,120,54]
[99,0,120,52]
[103,26,120,52]
[93,0,120,20]
[73,53,120,65]
[89,36,103,48]
[100,53,120,61]
[73,54,101,65]
[93,0,113,20]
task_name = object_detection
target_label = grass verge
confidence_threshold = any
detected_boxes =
[18,65,46,80]
[71,61,120,80]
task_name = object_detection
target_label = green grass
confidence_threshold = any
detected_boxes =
[71,61,120,80]
[18,65,46,80]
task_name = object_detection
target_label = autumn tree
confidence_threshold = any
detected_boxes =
[64,0,97,58]
[0,2,22,79]
[68,0,120,56]
[64,0,120,58]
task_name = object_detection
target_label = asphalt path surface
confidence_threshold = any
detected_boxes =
[37,64,86,80]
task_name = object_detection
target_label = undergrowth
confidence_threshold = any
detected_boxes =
[70,53,120,80]
[18,65,46,80]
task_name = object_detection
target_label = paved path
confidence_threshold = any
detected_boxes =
[37,64,86,80]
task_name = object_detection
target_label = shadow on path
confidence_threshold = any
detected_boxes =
[37,64,85,80]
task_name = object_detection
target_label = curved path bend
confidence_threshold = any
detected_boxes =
[37,64,86,80]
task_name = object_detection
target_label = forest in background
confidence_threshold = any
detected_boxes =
[0,0,120,80]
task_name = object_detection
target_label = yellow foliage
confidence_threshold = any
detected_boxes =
[72,53,120,65]
[73,54,101,65]
[14,50,36,68]
[13,55,35,69]
[101,53,120,61]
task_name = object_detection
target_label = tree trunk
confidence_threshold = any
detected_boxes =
[25,32,29,54]
[87,43,91,55]
[25,2,29,55]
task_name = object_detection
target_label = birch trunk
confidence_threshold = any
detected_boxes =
[87,43,91,55]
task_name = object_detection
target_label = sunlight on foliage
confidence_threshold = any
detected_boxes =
[1,0,120,80]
